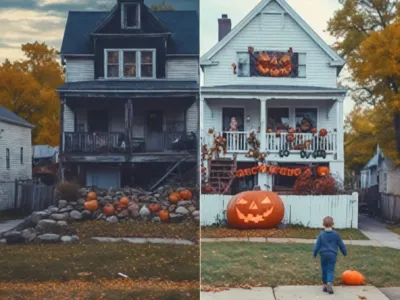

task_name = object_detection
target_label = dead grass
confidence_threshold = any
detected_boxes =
[73,220,199,242]
[387,225,400,235]
[201,226,368,240]
[201,242,400,288]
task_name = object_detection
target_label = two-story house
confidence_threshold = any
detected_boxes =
[0,105,33,210]
[200,0,347,194]
[57,0,199,189]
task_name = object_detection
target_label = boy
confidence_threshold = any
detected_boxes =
[313,216,347,294]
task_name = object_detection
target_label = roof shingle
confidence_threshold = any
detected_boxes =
[0,105,34,128]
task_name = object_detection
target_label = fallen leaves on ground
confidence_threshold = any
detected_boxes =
[201,226,368,240]
[74,220,199,242]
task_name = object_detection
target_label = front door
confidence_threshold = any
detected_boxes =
[145,110,164,151]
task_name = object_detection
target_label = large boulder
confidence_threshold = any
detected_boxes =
[37,234,60,243]
[21,228,36,242]
[36,219,77,236]
[70,210,83,221]
[31,211,50,225]
[4,231,24,244]
[50,213,69,221]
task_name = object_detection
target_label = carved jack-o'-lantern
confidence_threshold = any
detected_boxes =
[257,64,270,76]
[226,191,285,229]
[257,52,271,67]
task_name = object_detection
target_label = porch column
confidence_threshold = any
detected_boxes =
[259,98,268,190]
[335,97,345,182]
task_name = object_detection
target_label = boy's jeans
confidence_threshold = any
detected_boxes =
[320,252,337,283]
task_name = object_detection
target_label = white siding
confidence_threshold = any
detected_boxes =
[65,59,95,82]
[186,99,198,133]
[0,121,32,181]
[203,0,337,87]
[166,58,199,81]
[64,104,75,132]
[203,99,337,134]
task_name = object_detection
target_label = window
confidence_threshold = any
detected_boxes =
[20,147,23,164]
[122,3,140,29]
[6,148,10,169]
[295,108,317,133]
[222,108,245,131]
[268,108,290,131]
[237,52,250,77]
[105,49,156,79]
[298,53,306,77]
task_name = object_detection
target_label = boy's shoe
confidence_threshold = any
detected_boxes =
[326,283,334,294]
[323,286,328,293]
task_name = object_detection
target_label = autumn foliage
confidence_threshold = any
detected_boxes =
[293,168,338,195]
[0,42,64,146]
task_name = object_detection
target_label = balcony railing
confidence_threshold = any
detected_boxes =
[64,131,196,154]
[222,131,337,153]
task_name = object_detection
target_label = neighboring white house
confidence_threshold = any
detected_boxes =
[200,0,347,194]
[0,105,34,210]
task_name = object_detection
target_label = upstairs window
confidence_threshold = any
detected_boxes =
[20,147,23,164]
[6,148,10,169]
[122,3,140,29]
[105,49,156,79]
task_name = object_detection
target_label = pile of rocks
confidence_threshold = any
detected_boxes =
[0,185,199,244]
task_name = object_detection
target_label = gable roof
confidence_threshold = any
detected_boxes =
[200,0,345,67]
[61,10,198,56]
[0,105,34,128]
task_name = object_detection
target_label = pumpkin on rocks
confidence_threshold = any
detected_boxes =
[341,270,366,286]
[226,191,284,229]
[180,189,192,200]
[84,200,99,212]
[119,197,129,207]
[159,210,169,222]
[149,203,161,213]
[169,192,182,204]
[317,166,330,177]
[103,203,115,216]
[86,192,97,201]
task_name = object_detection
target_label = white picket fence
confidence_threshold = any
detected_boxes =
[201,193,359,229]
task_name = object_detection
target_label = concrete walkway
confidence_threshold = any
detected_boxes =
[201,286,391,300]
[0,219,24,235]
[91,237,195,245]
[359,215,400,250]
[380,287,400,300]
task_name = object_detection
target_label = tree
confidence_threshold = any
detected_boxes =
[328,0,400,160]
[150,0,174,11]
[0,42,64,146]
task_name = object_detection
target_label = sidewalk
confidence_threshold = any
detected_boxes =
[0,219,24,235]
[201,286,392,300]
[358,215,400,250]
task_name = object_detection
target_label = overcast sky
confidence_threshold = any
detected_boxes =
[0,0,353,114]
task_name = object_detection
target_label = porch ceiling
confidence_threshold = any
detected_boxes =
[57,80,199,98]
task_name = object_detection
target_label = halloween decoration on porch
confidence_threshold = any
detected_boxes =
[169,192,182,204]
[317,166,330,177]
[341,270,366,286]
[276,130,281,137]
[202,184,214,194]
[208,128,214,134]
[300,118,312,132]
[267,128,273,133]
[103,203,115,216]
[293,166,338,195]
[86,192,97,201]
[235,164,304,177]
[245,131,266,162]
[227,191,285,229]
[229,117,238,131]
[84,200,99,212]
[311,128,317,135]
[159,210,169,222]
[286,133,295,143]
[319,128,328,137]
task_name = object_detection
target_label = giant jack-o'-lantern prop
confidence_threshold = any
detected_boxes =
[227,191,285,229]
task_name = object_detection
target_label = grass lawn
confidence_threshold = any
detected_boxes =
[0,240,199,299]
[201,226,368,240]
[387,225,400,235]
[73,220,199,242]
[201,242,400,288]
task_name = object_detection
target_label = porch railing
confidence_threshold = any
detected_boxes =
[221,131,337,153]
[266,132,337,152]
[64,132,127,154]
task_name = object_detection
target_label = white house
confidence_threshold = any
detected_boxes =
[0,105,34,210]
[200,0,347,194]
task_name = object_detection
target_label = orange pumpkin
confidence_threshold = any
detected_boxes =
[257,64,270,76]
[341,270,366,286]
[276,130,281,137]
[317,166,330,177]
[119,197,129,206]
[270,68,280,77]
[103,203,115,216]
[86,192,97,201]
[319,128,328,137]
[257,52,271,67]
[288,127,296,134]
[311,128,317,134]
[84,200,99,212]
[286,133,295,143]
[267,128,273,134]
[226,191,285,229]
[149,203,161,213]
[169,192,182,204]
[180,189,192,200]
[159,210,169,222]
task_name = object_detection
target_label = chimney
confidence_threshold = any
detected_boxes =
[218,14,231,41]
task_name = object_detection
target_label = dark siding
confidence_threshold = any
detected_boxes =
[94,36,167,79]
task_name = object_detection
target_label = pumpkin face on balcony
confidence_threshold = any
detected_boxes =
[319,128,328,137]
[227,191,284,229]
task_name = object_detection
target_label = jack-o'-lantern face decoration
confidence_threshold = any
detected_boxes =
[227,191,285,229]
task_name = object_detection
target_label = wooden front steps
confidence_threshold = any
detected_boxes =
[208,155,237,194]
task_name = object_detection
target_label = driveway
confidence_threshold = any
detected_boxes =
[359,215,400,249]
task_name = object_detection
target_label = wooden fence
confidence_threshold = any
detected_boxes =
[380,193,400,223]
[201,193,359,229]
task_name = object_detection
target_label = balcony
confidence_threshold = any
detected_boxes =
[64,131,196,154]
[223,131,337,153]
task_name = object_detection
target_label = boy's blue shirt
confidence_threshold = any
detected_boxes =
[313,230,347,257]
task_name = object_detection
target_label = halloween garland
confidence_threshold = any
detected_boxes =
[245,132,267,162]
[236,164,305,178]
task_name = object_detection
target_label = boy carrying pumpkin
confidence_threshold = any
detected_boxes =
[313,216,347,294]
